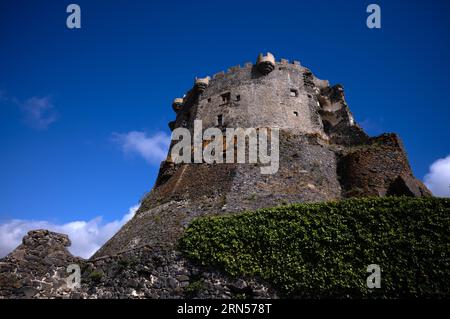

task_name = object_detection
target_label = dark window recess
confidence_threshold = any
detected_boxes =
[303,71,314,88]
[207,98,211,103]
[293,111,299,117]
[236,95,241,101]
[221,92,231,103]
[290,89,299,97]
[307,94,312,99]
[217,114,223,126]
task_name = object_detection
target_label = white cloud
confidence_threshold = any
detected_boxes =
[424,155,450,198]
[113,131,170,165]
[0,91,58,129]
[20,96,58,130]
[0,204,139,259]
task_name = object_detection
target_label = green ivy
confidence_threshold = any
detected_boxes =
[179,197,450,298]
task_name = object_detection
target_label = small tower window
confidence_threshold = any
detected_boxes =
[290,89,299,97]
[221,92,231,103]
[236,94,241,101]
[217,114,223,126]
[207,98,211,103]
[293,111,299,117]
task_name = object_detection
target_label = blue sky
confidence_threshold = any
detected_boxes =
[1,0,449,257]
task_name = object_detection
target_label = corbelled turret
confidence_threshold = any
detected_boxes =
[256,52,275,75]
[194,76,210,93]
[172,98,183,113]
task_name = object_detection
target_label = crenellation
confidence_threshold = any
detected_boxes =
[228,65,241,72]
[213,71,225,79]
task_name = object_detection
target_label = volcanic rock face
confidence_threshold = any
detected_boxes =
[0,54,431,298]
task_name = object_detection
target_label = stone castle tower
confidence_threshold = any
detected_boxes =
[94,53,430,257]
[0,52,433,298]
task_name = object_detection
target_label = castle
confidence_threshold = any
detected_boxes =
[0,53,431,298]
[94,52,430,257]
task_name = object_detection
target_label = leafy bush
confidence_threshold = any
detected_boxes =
[179,197,450,298]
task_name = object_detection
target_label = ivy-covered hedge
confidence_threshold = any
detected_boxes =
[179,197,450,298]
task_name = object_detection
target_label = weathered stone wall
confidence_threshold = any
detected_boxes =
[318,84,369,146]
[95,130,342,257]
[0,230,82,298]
[223,131,341,212]
[0,230,276,299]
[195,63,323,135]
[337,134,431,197]
[172,60,328,138]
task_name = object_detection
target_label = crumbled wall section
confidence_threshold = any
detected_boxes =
[337,134,432,198]
[0,230,82,298]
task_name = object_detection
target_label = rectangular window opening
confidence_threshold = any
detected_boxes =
[293,111,299,117]
[290,89,299,97]
[221,92,231,103]
[236,95,240,101]
[217,114,223,126]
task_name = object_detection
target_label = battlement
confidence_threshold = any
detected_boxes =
[278,58,301,66]
[166,53,370,155]
[209,56,302,81]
